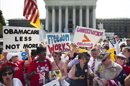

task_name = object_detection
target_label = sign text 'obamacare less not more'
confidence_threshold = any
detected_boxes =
[3,26,40,52]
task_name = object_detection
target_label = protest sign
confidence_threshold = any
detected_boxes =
[73,26,104,47]
[44,79,60,86]
[46,33,71,54]
[60,80,70,86]
[3,26,40,52]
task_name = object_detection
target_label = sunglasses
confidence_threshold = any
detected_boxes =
[2,72,13,76]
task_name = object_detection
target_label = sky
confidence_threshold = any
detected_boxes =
[0,0,130,21]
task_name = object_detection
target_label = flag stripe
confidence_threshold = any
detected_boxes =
[33,10,39,23]
[23,0,40,23]
[25,1,33,20]
[26,2,33,19]
[23,0,30,16]
[30,7,37,22]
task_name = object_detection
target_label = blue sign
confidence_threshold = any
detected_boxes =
[21,52,27,60]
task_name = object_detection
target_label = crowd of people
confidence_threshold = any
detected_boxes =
[0,34,130,86]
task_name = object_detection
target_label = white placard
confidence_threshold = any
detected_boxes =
[44,79,60,86]
[73,26,104,47]
[60,80,70,86]
[46,33,71,54]
[3,26,40,52]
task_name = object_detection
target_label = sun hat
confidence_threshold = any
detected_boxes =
[116,52,126,59]
[6,52,18,61]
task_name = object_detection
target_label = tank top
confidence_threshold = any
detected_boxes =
[70,63,88,86]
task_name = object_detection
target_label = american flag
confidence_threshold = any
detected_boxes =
[23,0,40,28]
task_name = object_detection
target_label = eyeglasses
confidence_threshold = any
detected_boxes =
[2,72,13,76]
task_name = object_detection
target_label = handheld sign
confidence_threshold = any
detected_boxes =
[46,33,71,55]
[3,26,40,52]
[73,26,104,47]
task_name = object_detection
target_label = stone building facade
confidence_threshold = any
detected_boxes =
[44,0,97,32]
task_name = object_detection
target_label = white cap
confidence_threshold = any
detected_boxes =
[116,52,126,59]
[6,53,18,61]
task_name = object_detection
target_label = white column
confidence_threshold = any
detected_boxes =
[73,6,76,29]
[65,6,68,30]
[45,6,49,32]
[52,6,55,32]
[79,6,82,26]
[59,6,62,32]
[86,6,89,27]
[92,6,96,28]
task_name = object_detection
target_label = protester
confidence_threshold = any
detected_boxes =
[88,48,101,86]
[27,47,51,86]
[51,50,67,78]
[102,39,110,53]
[120,43,126,52]
[122,47,130,75]
[102,39,116,61]
[116,52,126,66]
[122,47,130,62]
[115,52,127,85]
[88,48,101,73]
[113,34,121,54]
[0,63,23,86]
[93,52,122,86]
[93,43,102,54]
[69,52,92,86]
[6,49,32,86]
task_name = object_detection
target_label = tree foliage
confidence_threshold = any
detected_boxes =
[0,10,6,38]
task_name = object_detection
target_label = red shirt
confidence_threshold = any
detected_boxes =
[7,60,25,86]
[27,59,51,86]
[122,65,130,75]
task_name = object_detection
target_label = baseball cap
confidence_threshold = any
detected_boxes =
[116,52,126,59]
[6,53,18,61]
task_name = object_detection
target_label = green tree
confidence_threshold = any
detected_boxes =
[0,10,6,38]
